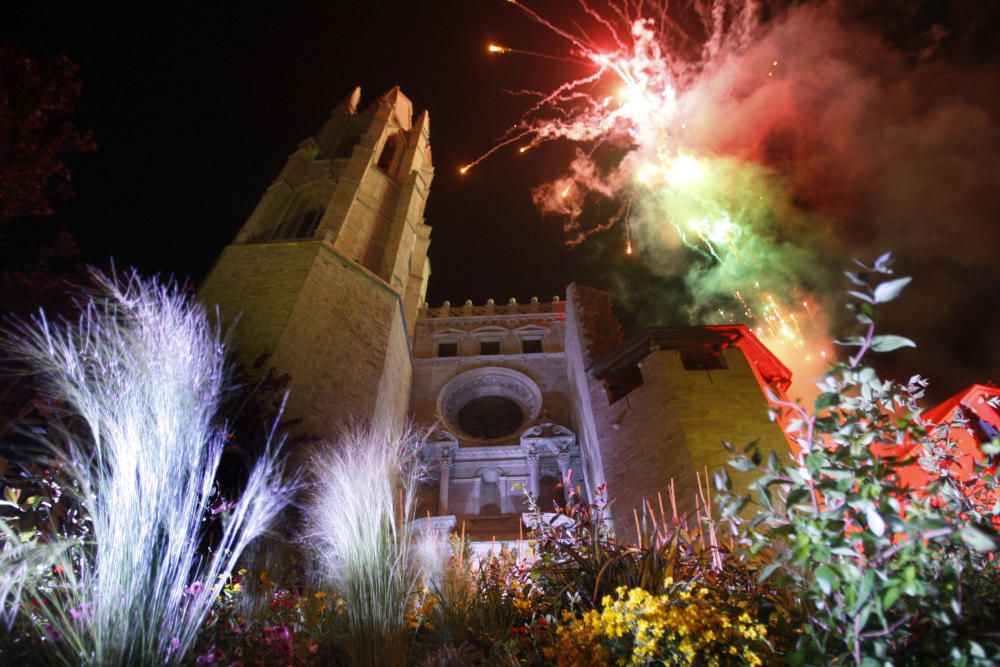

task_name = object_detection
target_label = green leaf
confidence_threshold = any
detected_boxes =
[866,506,887,536]
[814,565,839,596]
[728,457,756,472]
[767,524,797,539]
[844,271,868,286]
[981,441,1000,456]
[3,487,20,504]
[873,276,911,303]
[847,290,874,304]
[834,336,866,347]
[786,488,811,508]
[713,470,732,492]
[873,251,893,271]
[882,586,901,610]
[722,496,749,518]
[757,562,781,584]
[961,525,997,552]
[815,392,839,410]
[756,484,774,511]
[869,335,916,353]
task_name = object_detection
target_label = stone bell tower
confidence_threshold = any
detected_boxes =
[199,86,433,437]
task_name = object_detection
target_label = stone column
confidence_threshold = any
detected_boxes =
[438,451,454,516]
[556,450,572,486]
[526,448,541,499]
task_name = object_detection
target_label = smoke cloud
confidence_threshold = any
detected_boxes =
[516,1,999,398]
[680,2,1000,396]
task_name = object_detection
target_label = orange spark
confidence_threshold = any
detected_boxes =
[488,44,510,54]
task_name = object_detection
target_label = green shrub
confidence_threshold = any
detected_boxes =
[717,253,1000,665]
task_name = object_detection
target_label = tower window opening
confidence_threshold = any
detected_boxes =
[437,342,458,357]
[377,135,399,173]
[681,349,727,371]
[480,340,501,356]
[331,127,363,159]
[273,207,324,240]
[605,363,644,404]
[521,339,543,354]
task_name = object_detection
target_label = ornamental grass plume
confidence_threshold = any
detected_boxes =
[303,420,427,667]
[0,269,295,665]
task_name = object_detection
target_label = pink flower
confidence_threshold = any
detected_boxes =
[69,602,93,623]
[43,623,61,642]
[184,581,204,596]
[195,644,226,666]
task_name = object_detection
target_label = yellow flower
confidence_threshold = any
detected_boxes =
[547,583,771,666]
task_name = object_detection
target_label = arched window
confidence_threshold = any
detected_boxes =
[272,206,323,240]
[415,481,439,518]
[538,474,566,512]
[479,469,502,516]
[330,127,364,159]
[376,134,400,173]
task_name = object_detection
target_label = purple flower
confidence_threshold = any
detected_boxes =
[43,623,61,642]
[68,602,93,623]
[169,636,180,653]
[184,581,204,596]
[195,644,226,666]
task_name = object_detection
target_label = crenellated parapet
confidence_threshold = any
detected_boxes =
[412,296,567,359]
[419,296,565,319]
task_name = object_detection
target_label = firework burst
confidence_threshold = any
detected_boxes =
[467,0,833,391]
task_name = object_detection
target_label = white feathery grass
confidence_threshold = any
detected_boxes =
[0,269,295,665]
[303,420,426,667]
[413,529,452,591]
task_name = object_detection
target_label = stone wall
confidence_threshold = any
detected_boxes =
[198,239,412,440]
[565,284,789,542]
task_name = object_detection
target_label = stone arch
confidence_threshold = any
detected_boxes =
[538,463,566,511]
[476,466,505,516]
[437,367,543,442]
[376,132,402,175]
[272,182,332,240]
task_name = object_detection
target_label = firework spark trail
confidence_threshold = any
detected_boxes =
[489,43,588,64]
[466,1,836,391]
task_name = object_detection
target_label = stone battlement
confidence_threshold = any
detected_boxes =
[419,296,565,319]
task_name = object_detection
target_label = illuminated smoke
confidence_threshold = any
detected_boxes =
[472,1,1000,396]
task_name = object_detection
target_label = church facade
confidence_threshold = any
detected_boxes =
[198,87,793,542]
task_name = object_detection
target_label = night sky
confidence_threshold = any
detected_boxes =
[4,1,999,400]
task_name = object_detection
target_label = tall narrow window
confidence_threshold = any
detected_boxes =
[377,135,399,173]
[331,127,363,159]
